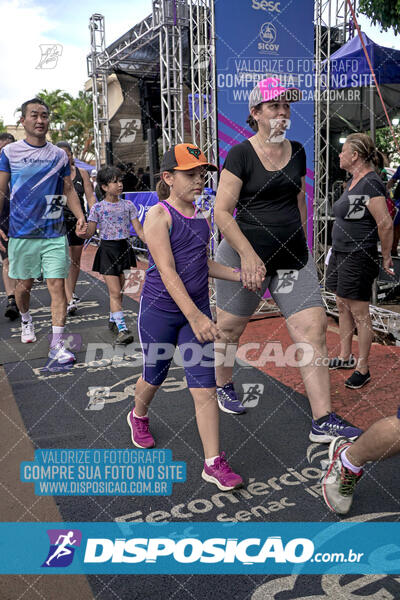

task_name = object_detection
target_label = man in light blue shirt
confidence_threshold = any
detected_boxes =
[0,98,87,364]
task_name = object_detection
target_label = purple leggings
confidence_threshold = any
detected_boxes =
[138,297,216,388]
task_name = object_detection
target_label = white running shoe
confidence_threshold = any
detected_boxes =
[21,320,36,343]
[67,299,78,315]
[48,342,76,365]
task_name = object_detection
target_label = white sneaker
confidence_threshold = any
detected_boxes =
[48,342,76,365]
[67,299,77,315]
[72,293,80,303]
[21,320,36,343]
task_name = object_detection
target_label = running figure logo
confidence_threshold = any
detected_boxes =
[268,118,291,143]
[345,195,369,220]
[86,386,110,411]
[242,383,264,408]
[42,529,82,567]
[42,195,66,220]
[45,333,82,353]
[274,269,299,294]
[194,45,209,70]
[36,44,63,69]
[123,268,145,294]
[116,119,141,144]
[41,334,82,373]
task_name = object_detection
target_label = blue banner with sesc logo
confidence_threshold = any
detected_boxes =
[214,0,315,245]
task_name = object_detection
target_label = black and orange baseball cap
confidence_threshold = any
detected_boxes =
[160,143,217,172]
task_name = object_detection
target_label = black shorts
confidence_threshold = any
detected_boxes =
[65,219,84,247]
[326,248,379,302]
[92,239,137,276]
[0,237,8,260]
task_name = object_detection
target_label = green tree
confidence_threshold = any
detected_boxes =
[376,125,400,164]
[63,91,94,162]
[0,119,6,133]
[358,0,400,35]
[37,89,72,144]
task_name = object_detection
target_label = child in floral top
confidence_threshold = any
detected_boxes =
[81,166,145,345]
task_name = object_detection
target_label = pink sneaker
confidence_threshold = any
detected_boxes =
[127,411,155,449]
[201,452,243,491]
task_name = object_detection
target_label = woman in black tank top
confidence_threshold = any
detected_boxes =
[71,166,85,213]
[56,142,96,314]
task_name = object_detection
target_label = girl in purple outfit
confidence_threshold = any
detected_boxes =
[127,144,245,491]
[81,166,145,345]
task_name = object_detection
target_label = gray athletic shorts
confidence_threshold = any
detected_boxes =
[215,238,324,319]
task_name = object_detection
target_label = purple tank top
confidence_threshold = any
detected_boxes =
[142,200,211,312]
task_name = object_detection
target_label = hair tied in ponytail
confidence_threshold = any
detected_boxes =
[156,178,171,201]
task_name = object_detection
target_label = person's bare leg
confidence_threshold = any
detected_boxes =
[46,278,67,326]
[336,295,355,360]
[346,415,400,466]
[347,299,373,375]
[215,307,250,387]
[65,245,83,302]
[119,273,126,308]
[134,376,159,416]
[103,275,123,313]
[2,258,16,297]
[15,278,34,313]
[190,387,219,459]
[286,307,331,420]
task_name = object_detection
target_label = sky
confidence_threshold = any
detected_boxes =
[0,0,153,124]
[0,0,399,125]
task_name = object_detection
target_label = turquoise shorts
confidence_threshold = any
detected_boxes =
[8,236,70,280]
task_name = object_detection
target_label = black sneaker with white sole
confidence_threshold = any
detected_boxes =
[328,355,357,370]
[345,370,371,389]
[4,298,19,320]
[114,329,134,345]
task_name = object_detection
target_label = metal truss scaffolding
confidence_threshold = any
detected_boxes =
[314,0,356,286]
[88,1,220,269]
[88,14,111,168]
[188,1,218,176]
[188,0,219,279]
[88,2,218,174]
[313,0,331,287]
[156,0,188,150]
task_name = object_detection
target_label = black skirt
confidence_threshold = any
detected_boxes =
[326,248,379,302]
[92,239,137,275]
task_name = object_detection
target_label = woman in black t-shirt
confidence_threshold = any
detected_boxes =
[214,77,362,443]
[326,133,394,389]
